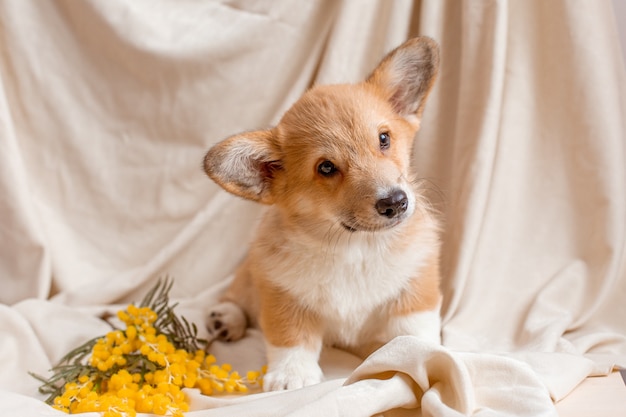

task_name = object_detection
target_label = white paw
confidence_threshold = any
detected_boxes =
[387,309,441,344]
[263,345,323,391]
[263,361,323,391]
[206,301,247,342]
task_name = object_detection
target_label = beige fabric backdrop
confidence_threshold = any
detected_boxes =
[1,0,625,416]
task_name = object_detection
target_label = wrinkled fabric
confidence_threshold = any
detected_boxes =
[1,0,625,416]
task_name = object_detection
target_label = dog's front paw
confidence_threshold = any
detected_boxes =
[263,345,323,391]
[206,301,247,342]
[263,362,323,391]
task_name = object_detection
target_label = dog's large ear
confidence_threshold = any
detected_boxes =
[367,36,439,121]
[203,130,281,204]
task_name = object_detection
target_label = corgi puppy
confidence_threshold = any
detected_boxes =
[203,37,441,391]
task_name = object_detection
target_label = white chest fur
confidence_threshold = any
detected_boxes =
[258,228,434,347]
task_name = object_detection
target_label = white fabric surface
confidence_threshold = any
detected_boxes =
[1,0,625,416]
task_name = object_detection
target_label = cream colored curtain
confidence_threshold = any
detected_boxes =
[420,0,626,358]
[1,0,624,416]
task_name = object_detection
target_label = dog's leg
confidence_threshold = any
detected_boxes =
[258,282,324,391]
[385,256,442,344]
[386,308,442,344]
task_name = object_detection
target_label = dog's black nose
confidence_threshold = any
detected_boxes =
[375,189,408,218]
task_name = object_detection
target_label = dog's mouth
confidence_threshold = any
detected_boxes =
[341,222,359,233]
[340,218,404,233]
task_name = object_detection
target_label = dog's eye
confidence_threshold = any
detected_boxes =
[317,160,337,177]
[379,132,391,150]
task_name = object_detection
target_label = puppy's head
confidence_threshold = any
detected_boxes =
[204,37,439,234]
